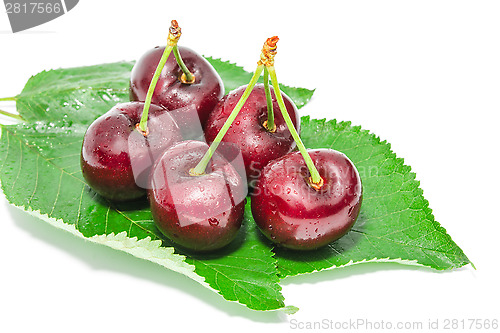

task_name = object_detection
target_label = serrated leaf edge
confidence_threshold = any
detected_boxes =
[280,254,472,280]
[281,257,426,279]
[204,55,314,90]
[11,204,208,285]
[274,118,472,278]
[204,56,315,107]
[10,203,298,312]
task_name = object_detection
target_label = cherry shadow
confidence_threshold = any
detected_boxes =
[254,213,365,266]
[172,216,250,260]
[255,208,471,285]
[271,228,364,264]
[87,186,150,212]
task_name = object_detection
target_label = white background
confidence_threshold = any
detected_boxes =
[1,1,499,332]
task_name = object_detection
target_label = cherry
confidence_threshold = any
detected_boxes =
[81,21,188,201]
[251,149,362,250]
[130,45,224,129]
[248,42,363,249]
[81,102,181,201]
[204,83,299,185]
[148,140,247,251]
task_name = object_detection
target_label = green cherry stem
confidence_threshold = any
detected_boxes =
[138,20,181,133]
[190,65,265,176]
[173,45,195,84]
[0,109,23,121]
[263,67,275,132]
[0,96,17,102]
[267,65,322,186]
[137,45,174,133]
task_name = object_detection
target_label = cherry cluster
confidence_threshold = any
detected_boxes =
[81,21,362,252]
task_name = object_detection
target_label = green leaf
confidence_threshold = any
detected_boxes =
[273,117,472,278]
[0,60,470,312]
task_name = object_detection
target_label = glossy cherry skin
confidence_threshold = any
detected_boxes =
[251,149,362,250]
[130,46,224,128]
[204,84,300,186]
[148,140,247,252]
[81,102,181,201]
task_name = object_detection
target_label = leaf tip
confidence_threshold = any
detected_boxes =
[283,305,299,315]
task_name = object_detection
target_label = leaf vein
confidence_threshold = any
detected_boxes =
[50,170,64,215]
[75,184,85,229]
[28,155,40,205]
[0,129,10,173]
[10,139,23,191]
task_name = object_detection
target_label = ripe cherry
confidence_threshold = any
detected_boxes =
[130,45,224,129]
[81,102,181,201]
[204,84,299,186]
[148,140,246,251]
[251,149,362,250]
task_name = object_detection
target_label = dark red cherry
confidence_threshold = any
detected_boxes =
[81,102,181,201]
[204,84,300,186]
[130,46,224,128]
[251,149,362,250]
[148,140,247,252]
